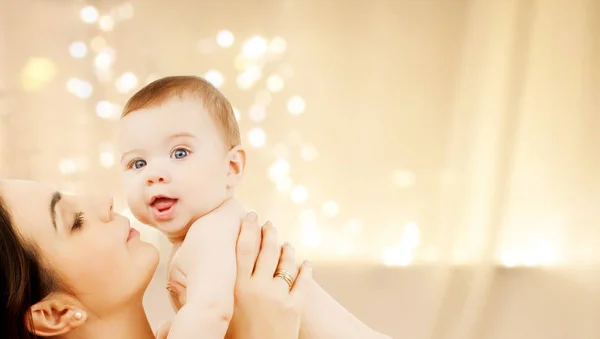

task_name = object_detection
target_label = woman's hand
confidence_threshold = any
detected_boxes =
[154,212,311,339]
[227,212,312,339]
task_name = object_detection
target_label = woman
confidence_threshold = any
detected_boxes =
[0,178,309,339]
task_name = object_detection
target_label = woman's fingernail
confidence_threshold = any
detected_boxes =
[247,211,257,221]
[304,260,312,268]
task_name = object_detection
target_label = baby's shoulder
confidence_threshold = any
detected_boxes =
[170,233,203,265]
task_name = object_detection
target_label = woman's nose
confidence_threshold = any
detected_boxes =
[89,195,114,222]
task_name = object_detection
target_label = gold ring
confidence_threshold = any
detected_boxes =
[274,269,294,289]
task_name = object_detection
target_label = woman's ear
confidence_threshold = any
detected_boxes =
[225,145,246,189]
[27,293,87,336]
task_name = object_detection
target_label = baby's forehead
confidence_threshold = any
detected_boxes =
[121,99,215,128]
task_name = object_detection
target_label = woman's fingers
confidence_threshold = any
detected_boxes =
[253,221,280,277]
[290,260,312,302]
[273,243,297,292]
[236,212,261,278]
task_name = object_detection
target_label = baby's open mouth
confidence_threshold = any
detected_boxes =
[150,196,179,220]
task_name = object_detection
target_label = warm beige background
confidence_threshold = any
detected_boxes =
[1,0,599,338]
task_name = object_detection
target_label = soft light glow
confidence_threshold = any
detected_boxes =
[291,185,308,204]
[69,41,87,59]
[300,143,318,162]
[115,72,138,93]
[98,15,115,31]
[242,36,268,59]
[59,159,78,175]
[247,128,266,148]
[393,169,416,188]
[266,74,285,92]
[94,48,115,70]
[99,151,115,168]
[90,36,107,52]
[66,78,93,98]
[287,96,306,115]
[498,242,561,268]
[95,101,120,120]
[268,159,290,182]
[216,30,235,47]
[95,69,113,83]
[236,72,256,90]
[401,222,420,249]
[204,70,224,88]
[234,55,252,71]
[243,65,262,82]
[80,6,99,23]
[20,58,57,92]
[249,104,266,122]
[383,247,413,267]
[322,200,339,217]
[268,37,287,55]
[117,3,134,19]
[500,250,519,267]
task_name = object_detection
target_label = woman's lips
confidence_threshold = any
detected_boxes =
[127,227,140,241]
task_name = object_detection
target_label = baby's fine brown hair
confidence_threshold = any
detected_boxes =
[122,76,240,148]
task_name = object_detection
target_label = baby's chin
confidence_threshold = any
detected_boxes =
[153,218,193,239]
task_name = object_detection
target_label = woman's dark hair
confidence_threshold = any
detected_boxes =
[0,195,59,338]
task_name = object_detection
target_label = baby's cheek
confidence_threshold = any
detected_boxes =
[125,189,147,217]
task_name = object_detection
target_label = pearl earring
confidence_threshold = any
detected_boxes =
[74,311,83,320]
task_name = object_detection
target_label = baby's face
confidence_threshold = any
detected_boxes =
[118,98,230,237]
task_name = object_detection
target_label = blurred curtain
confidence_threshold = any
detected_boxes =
[0,0,599,338]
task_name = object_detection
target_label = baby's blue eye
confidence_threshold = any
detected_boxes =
[133,159,147,169]
[172,148,189,159]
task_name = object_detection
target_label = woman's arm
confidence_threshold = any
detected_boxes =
[300,280,392,339]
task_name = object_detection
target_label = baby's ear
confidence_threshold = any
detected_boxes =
[225,145,246,189]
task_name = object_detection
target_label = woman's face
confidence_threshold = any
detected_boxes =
[0,179,159,316]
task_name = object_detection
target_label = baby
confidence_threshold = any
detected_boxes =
[117,76,390,339]
[118,76,252,338]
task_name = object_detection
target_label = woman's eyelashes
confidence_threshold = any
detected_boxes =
[72,212,85,231]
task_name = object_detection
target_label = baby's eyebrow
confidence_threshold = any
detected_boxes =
[166,132,197,141]
[120,150,138,163]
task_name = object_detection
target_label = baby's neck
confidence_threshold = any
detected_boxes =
[60,301,154,339]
